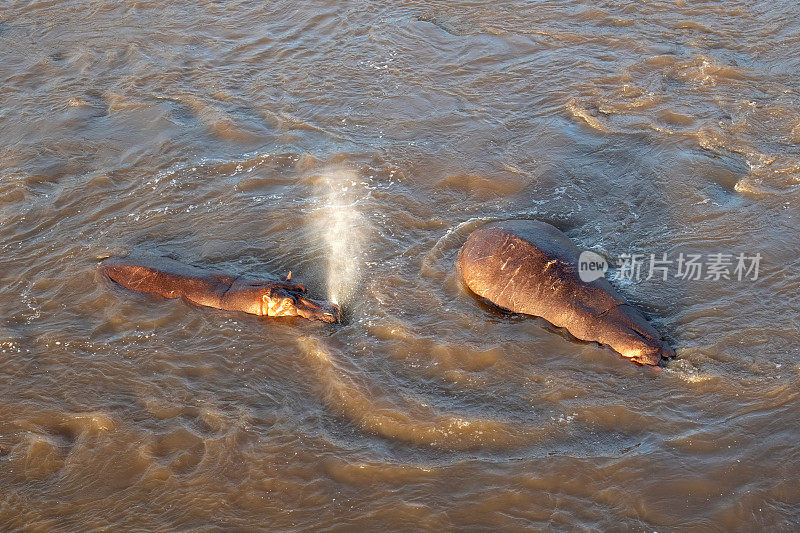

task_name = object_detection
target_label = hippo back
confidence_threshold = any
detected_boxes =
[458,220,674,365]
[458,220,625,331]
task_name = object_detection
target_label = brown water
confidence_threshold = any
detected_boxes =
[2,0,800,530]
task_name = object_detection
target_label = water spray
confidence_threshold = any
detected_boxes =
[313,168,367,309]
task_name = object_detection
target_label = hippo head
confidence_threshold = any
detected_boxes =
[261,283,342,323]
[613,334,676,366]
[594,304,676,366]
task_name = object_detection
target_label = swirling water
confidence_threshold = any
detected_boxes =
[1,0,799,529]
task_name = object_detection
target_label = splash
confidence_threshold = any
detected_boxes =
[313,168,367,307]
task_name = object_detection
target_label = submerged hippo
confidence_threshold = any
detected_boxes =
[101,255,340,323]
[459,220,675,365]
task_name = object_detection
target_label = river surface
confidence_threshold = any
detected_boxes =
[1,0,800,530]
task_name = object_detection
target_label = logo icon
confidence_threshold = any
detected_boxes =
[578,251,608,282]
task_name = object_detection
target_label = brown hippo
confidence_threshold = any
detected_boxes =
[101,255,340,323]
[458,220,675,365]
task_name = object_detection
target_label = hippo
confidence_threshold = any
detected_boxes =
[100,255,340,323]
[458,220,675,365]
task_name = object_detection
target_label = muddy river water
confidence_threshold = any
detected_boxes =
[1,0,799,529]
